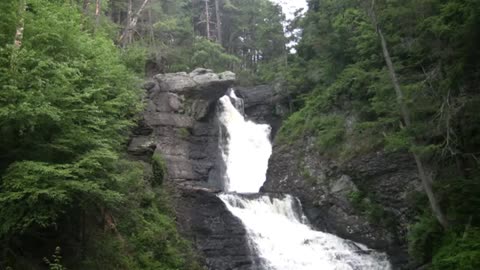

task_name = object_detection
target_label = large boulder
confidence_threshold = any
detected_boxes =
[172,187,257,270]
[154,68,235,100]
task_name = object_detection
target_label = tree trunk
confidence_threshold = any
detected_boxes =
[369,0,449,229]
[126,0,133,44]
[119,0,151,47]
[14,0,27,48]
[83,0,90,15]
[148,3,155,46]
[95,0,101,30]
[214,0,222,44]
[205,0,211,40]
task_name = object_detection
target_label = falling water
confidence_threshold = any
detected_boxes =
[216,90,392,270]
[218,89,272,193]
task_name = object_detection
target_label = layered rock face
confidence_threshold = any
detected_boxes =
[263,139,420,268]
[129,68,235,188]
[128,68,257,270]
[235,85,287,137]
[128,69,418,269]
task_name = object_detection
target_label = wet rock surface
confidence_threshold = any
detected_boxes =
[133,68,234,187]
[263,139,420,269]
[172,187,256,270]
[128,69,257,270]
[236,85,287,137]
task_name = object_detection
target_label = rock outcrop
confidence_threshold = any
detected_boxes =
[236,85,288,137]
[173,187,256,270]
[263,139,421,268]
[128,68,257,270]
[129,68,235,187]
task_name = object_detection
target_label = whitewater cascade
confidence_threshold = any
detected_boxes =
[217,90,392,270]
[218,90,272,193]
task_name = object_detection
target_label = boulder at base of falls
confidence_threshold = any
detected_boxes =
[263,139,421,269]
[172,187,258,270]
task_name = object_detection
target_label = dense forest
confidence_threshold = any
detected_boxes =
[0,0,287,269]
[277,0,480,269]
[1,0,479,269]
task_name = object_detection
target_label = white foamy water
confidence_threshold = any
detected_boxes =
[218,90,272,193]
[216,90,392,270]
[220,194,392,270]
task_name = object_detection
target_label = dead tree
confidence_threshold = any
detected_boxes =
[204,0,211,40]
[118,0,151,47]
[369,0,449,229]
[214,0,222,44]
[14,0,27,48]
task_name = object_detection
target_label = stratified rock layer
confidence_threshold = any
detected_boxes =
[128,68,257,270]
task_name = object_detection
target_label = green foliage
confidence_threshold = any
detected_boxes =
[408,213,444,262]
[121,45,148,75]
[81,175,202,270]
[348,191,393,226]
[0,0,17,47]
[191,37,239,72]
[0,0,200,269]
[0,0,142,238]
[151,153,167,186]
[277,108,345,154]
[43,247,67,270]
[178,127,190,139]
[432,229,480,270]
[409,213,480,270]
[280,1,480,266]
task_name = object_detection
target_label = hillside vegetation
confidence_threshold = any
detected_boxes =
[0,0,288,268]
[277,0,480,268]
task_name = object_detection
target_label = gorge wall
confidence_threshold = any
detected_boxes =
[127,69,282,269]
[129,69,418,269]
[263,143,420,268]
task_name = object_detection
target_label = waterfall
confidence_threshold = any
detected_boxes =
[218,89,272,193]
[216,90,392,270]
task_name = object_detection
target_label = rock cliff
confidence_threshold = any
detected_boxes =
[263,139,421,268]
[128,68,258,270]
[128,68,418,269]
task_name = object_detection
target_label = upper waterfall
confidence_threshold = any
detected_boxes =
[218,90,272,193]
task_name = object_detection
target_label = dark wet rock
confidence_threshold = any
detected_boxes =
[129,69,238,188]
[236,85,288,137]
[173,187,256,270]
[128,69,265,269]
[263,139,420,269]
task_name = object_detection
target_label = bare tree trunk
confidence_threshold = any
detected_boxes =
[377,27,411,126]
[369,0,449,229]
[119,0,151,47]
[14,0,27,48]
[148,2,155,46]
[83,0,90,15]
[214,0,222,44]
[204,0,211,40]
[95,0,101,30]
[126,0,133,44]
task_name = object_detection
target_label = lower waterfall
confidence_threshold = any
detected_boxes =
[217,90,392,270]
